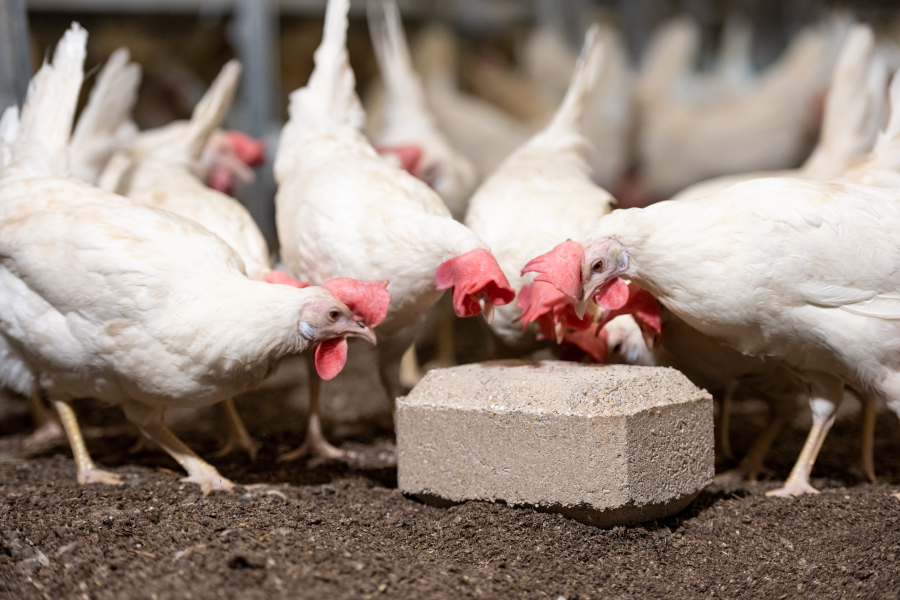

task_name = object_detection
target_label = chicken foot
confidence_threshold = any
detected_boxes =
[767,373,842,497]
[51,399,124,486]
[278,351,355,461]
[399,344,424,389]
[124,403,234,496]
[25,390,63,446]
[213,399,261,460]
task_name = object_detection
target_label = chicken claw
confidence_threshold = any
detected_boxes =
[80,468,125,486]
[766,481,820,497]
[180,473,235,496]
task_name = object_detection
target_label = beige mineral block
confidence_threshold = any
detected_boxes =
[396,360,714,527]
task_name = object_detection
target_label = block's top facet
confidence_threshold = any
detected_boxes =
[403,360,710,417]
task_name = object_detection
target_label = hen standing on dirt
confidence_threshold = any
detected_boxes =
[0,25,377,495]
[274,0,514,461]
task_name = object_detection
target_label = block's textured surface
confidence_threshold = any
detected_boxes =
[397,360,714,527]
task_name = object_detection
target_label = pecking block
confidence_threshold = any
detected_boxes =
[397,360,713,527]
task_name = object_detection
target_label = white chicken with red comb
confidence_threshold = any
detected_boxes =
[274,0,513,461]
[464,25,659,363]
[0,24,377,495]
[525,169,900,499]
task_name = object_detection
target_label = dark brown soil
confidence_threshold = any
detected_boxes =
[2,326,900,599]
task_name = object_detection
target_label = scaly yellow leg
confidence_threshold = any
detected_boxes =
[52,400,123,485]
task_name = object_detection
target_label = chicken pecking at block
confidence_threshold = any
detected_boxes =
[464,25,617,359]
[274,0,514,462]
[525,171,900,498]
[0,24,377,495]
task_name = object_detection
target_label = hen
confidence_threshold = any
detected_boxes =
[636,20,840,200]
[526,163,900,497]
[608,25,889,483]
[464,25,615,356]
[0,24,377,494]
[274,0,514,461]
[672,25,887,203]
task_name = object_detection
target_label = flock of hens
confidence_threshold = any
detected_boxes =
[2,0,900,503]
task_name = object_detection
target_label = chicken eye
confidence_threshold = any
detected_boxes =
[592,260,605,272]
[329,310,340,320]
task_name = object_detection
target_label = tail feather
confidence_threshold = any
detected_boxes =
[11,23,87,178]
[68,47,142,183]
[367,0,427,119]
[0,106,20,168]
[803,25,887,178]
[841,69,900,186]
[184,60,241,161]
[524,24,604,152]
[277,0,365,179]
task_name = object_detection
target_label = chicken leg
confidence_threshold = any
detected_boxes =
[123,402,234,496]
[856,391,877,483]
[213,399,261,460]
[714,395,794,485]
[278,351,354,461]
[51,400,123,485]
[399,344,424,389]
[25,390,63,446]
[716,380,739,462]
[767,373,842,497]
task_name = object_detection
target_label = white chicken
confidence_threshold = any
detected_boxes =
[526,153,900,498]
[366,0,477,222]
[607,26,889,483]
[274,0,514,461]
[464,25,615,357]
[102,60,279,458]
[0,24,377,494]
[672,25,888,203]
[68,47,141,185]
[411,26,532,180]
[636,20,839,200]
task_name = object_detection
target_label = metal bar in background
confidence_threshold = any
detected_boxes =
[233,0,280,249]
[0,0,32,110]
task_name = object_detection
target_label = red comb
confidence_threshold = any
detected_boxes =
[435,249,516,318]
[376,144,423,176]
[225,131,266,167]
[265,270,312,288]
[323,278,391,328]
[521,240,584,300]
[314,337,348,380]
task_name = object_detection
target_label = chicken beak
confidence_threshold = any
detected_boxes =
[347,322,377,345]
[574,296,590,320]
[554,319,566,345]
[474,294,495,324]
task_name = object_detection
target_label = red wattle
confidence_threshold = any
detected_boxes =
[435,249,515,318]
[521,240,585,300]
[207,167,235,195]
[596,277,630,310]
[596,282,663,350]
[265,270,311,288]
[323,278,391,327]
[314,337,348,380]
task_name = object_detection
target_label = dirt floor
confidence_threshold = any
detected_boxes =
[1,322,900,600]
